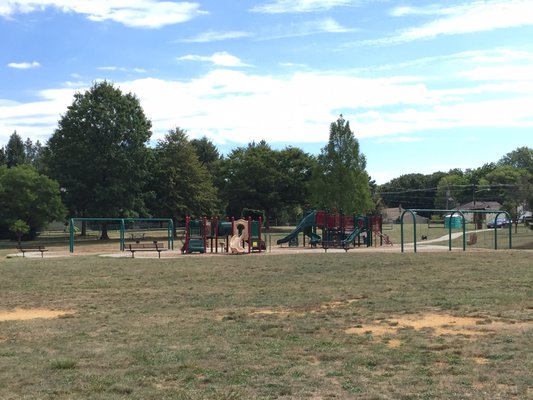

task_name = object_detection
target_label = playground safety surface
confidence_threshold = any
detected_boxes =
[6,242,500,259]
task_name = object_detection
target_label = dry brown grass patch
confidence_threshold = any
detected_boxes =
[0,308,75,321]
[344,312,532,338]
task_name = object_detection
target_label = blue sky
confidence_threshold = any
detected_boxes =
[1,0,532,183]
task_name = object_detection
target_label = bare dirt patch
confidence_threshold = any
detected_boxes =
[345,312,532,338]
[250,309,298,317]
[249,297,363,318]
[0,308,75,321]
[216,297,363,321]
[473,357,489,365]
[345,325,397,336]
[386,338,402,348]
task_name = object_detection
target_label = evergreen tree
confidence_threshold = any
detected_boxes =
[0,147,6,166]
[23,138,43,167]
[311,115,373,214]
[6,131,25,167]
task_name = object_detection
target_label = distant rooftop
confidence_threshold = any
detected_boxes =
[456,201,502,211]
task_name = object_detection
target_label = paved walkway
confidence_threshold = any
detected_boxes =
[414,228,493,245]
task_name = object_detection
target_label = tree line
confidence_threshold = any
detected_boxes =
[0,82,374,239]
[378,147,533,220]
[1,81,532,240]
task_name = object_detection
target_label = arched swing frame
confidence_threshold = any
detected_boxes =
[400,209,512,253]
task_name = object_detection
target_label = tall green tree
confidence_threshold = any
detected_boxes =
[190,136,221,171]
[277,146,315,219]
[45,81,152,238]
[221,141,315,224]
[434,173,470,209]
[222,141,283,221]
[0,165,66,239]
[480,165,533,222]
[147,128,219,231]
[24,138,44,169]
[378,171,446,212]
[498,146,533,174]
[311,115,373,214]
[190,136,225,204]
[6,131,25,167]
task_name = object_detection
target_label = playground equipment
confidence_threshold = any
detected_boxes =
[276,211,320,247]
[68,217,174,253]
[229,219,247,254]
[277,210,384,251]
[183,216,263,255]
[184,217,207,254]
[400,209,512,253]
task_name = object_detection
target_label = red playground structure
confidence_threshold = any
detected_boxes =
[277,210,391,251]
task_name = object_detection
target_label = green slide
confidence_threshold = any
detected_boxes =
[341,227,362,247]
[277,212,321,245]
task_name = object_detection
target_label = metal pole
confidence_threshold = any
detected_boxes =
[215,217,219,253]
[248,217,251,254]
[400,215,404,253]
[258,216,262,254]
[203,217,207,253]
[185,216,190,254]
[69,218,74,253]
[169,219,173,250]
[120,219,125,251]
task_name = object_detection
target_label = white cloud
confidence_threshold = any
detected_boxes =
[390,4,456,17]
[2,48,533,147]
[7,61,41,69]
[0,1,206,28]
[363,0,533,45]
[262,18,355,39]
[376,136,424,144]
[178,52,251,67]
[182,30,252,43]
[251,0,354,13]
[349,96,533,138]
[458,65,533,81]
[98,66,147,73]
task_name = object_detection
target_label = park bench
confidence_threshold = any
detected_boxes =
[16,245,48,258]
[124,242,166,258]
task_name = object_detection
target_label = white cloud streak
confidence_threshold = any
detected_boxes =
[181,30,252,43]
[0,1,206,28]
[177,52,251,67]
[98,66,147,73]
[261,18,355,40]
[251,0,354,13]
[363,0,533,45]
[7,61,41,69]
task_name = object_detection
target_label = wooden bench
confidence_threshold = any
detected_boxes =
[16,245,48,258]
[124,242,166,258]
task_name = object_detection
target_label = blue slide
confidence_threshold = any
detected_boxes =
[277,212,321,245]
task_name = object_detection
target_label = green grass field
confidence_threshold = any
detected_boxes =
[1,251,531,399]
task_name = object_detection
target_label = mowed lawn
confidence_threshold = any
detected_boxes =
[0,251,532,399]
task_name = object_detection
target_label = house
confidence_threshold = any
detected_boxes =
[382,207,429,224]
[456,201,502,228]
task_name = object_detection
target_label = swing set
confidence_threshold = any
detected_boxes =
[400,209,512,253]
[68,217,174,253]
